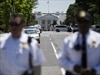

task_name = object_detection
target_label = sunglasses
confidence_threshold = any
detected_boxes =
[9,22,22,26]
[78,19,90,23]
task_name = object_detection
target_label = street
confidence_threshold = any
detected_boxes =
[40,31,71,75]
[0,0,100,74]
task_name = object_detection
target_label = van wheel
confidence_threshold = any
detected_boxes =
[56,29,60,32]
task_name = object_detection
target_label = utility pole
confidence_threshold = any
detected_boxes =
[47,0,49,13]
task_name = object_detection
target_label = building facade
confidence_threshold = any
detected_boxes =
[34,12,66,31]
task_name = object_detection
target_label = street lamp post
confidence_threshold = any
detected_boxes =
[47,0,50,13]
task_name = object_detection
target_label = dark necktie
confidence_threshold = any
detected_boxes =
[81,35,87,68]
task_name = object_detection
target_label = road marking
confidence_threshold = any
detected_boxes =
[50,41,65,75]
[51,42,57,54]
[61,68,65,75]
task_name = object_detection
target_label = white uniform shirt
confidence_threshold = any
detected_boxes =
[58,30,100,74]
[0,32,45,75]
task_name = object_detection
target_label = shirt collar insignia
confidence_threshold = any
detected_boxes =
[91,41,96,47]
[22,43,28,49]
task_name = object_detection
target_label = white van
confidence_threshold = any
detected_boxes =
[54,25,68,32]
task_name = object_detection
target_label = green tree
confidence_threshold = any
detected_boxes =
[0,0,38,32]
[64,3,79,25]
[64,0,100,25]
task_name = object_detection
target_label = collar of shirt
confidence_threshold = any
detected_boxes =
[10,32,28,43]
[19,32,28,43]
[77,29,91,45]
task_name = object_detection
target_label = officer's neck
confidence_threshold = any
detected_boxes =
[79,30,89,36]
[12,34,21,39]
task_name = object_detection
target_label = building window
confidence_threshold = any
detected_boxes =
[42,20,45,24]
[47,20,51,24]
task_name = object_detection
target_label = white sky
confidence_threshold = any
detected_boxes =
[32,0,75,13]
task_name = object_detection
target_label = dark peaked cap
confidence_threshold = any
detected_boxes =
[77,11,92,22]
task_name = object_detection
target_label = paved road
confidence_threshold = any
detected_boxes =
[40,31,71,75]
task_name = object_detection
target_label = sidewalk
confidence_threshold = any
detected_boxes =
[42,66,62,75]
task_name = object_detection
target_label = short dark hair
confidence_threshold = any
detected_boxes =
[9,14,25,24]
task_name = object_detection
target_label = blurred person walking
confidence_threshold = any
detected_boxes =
[0,14,45,75]
[58,11,100,75]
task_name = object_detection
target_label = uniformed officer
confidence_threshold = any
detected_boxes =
[58,11,100,75]
[0,14,46,75]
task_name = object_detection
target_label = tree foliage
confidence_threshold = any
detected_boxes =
[64,0,100,25]
[0,0,38,32]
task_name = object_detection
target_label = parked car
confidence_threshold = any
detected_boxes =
[34,24,42,33]
[91,25,100,33]
[53,25,68,32]
[23,28,40,43]
[67,25,73,32]
[26,25,41,37]
[72,25,78,32]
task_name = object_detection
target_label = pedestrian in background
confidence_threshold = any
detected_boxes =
[0,14,45,75]
[58,10,100,75]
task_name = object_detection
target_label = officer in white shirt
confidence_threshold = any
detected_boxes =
[0,14,45,75]
[58,11,100,75]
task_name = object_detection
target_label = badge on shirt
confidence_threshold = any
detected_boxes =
[91,41,96,47]
[22,43,28,49]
